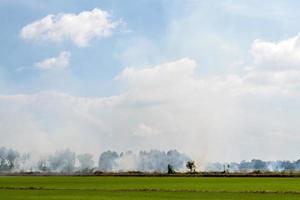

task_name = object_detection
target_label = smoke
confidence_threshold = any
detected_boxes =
[98,151,119,172]
[77,153,95,172]
[2,2,300,166]
[0,148,94,173]
[2,53,300,164]
[98,150,190,172]
[0,147,19,171]
[0,147,190,173]
[206,159,300,173]
[47,149,76,172]
[1,146,300,173]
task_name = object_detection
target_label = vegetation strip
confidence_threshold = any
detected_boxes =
[0,186,300,195]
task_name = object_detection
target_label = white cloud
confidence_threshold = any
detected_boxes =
[251,34,300,70]
[35,51,71,70]
[246,34,300,97]
[117,58,196,86]
[21,8,120,47]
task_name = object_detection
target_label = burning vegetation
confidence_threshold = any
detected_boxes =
[1,146,300,175]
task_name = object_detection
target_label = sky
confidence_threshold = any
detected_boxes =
[1,0,300,163]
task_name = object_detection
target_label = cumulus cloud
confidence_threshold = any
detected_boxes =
[247,34,300,96]
[117,58,196,85]
[34,51,71,70]
[251,34,300,70]
[20,8,120,47]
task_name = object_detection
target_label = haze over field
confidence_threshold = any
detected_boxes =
[1,0,300,165]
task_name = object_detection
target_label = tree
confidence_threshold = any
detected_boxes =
[37,159,48,172]
[167,150,189,171]
[252,159,267,172]
[6,149,19,169]
[48,149,76,173]
[0,147,19,171]
[167,164,175,174]
[98,151,119,172]
[77,153,94,172]
[138,150,167,172]
[186,160,196,172]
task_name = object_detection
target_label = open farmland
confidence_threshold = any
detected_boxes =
[1,176,300,199]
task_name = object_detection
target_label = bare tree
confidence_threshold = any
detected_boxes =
[186,160,196,172]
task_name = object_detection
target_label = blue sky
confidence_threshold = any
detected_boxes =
[1,0,300,162]
[0,0,170,96]
[2,0,300,96]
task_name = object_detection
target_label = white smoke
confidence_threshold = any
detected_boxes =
[98,150,190,172]
[1,53,300,163]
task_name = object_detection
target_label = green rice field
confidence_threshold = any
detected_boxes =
[0,176,300,199]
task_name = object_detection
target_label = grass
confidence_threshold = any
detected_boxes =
[1,176,300,199]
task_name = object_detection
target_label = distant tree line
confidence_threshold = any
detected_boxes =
[0,147,94,173]
[1,146,300,173]
[0,147,19,171]
[0,147,189,173]
[98,150,189,172]
[206,159,300,172]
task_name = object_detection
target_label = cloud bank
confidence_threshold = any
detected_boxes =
[20,8,120,47]
[2,31,300,165]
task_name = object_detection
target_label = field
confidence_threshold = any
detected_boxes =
[1,176,300,199]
